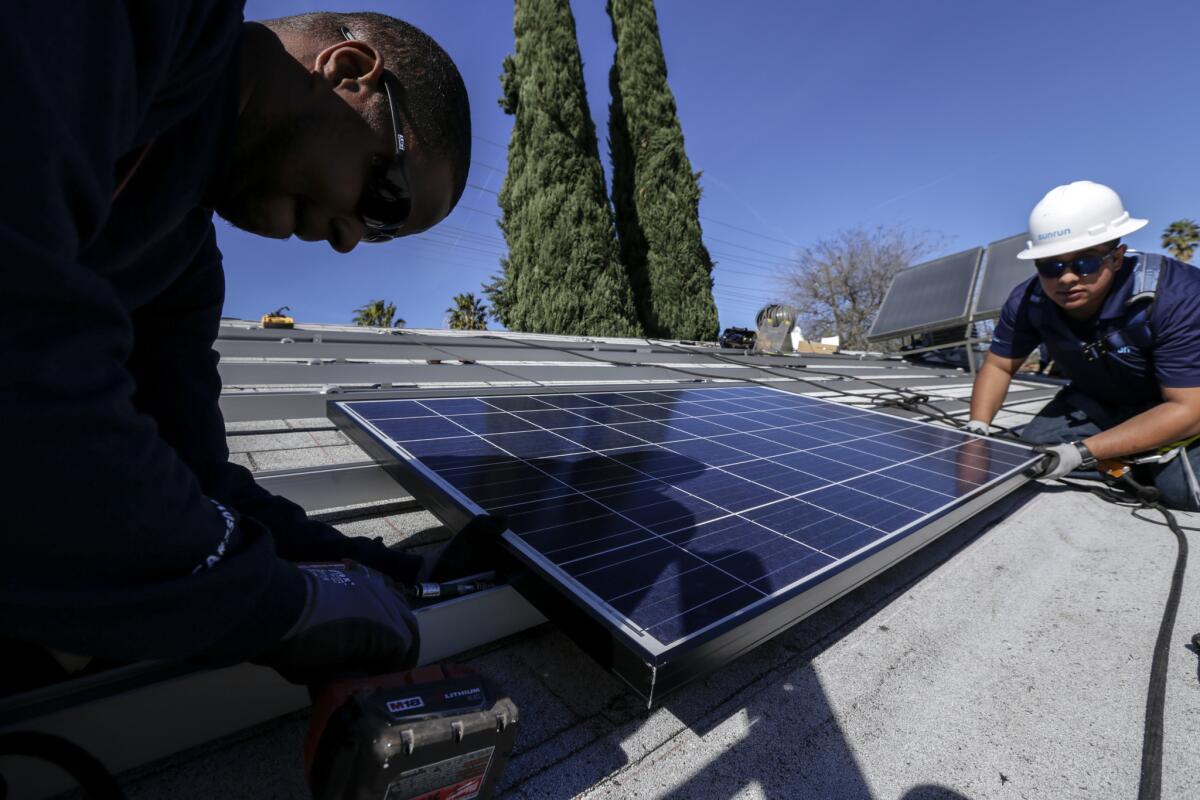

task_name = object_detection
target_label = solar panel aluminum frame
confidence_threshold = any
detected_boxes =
[866,247,985,342]
[329,382,1037,704]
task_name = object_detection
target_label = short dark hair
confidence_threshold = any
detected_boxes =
[264,11,471,207]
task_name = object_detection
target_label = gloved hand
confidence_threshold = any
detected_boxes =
[963,419,991,436]
[254,561,419,686]
[1031,442,1090,480]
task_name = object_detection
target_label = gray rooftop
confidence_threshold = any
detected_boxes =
[32,323,1200,798]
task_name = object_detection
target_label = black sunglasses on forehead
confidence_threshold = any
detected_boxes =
[339,26,412,242]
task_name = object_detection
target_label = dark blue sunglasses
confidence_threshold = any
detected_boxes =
[1034,246,1119,279]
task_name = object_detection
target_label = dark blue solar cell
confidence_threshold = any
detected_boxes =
[529,453,649,491]
[399,436,507,469]
[613,391,672,404]
[668,516,776,551]
[623,404,685,422]
[923,449,1013,480]
[610,420,694,444]
[506,494,612,535]
[894,424,973,446]
[843,473,952,513]
[512,409,595,429]
[565,538,679,582]
[721,459,830,495]
[822,525,891,559]
[353,400,437,420]
[646,585,766,644]
[876,458,984,496]
[770,451,863,482]
[666,400,721,417]
[750,548,837,594]
[762,428,830,451]
[375,416,469,442]
[744,499,834,538]
[768,408,834,425]
[808,444,901,471]
[539,394,604,409]
[729,397,788,412]
[520,512,644,555]
[669,468,785,513]
[791,514,879,555]
[662,438,753,467]
[704,414,773,433]
[484,430,583,459]
[624,493,726,534]
[804,484,923,530]
[658,416,739,438]
[419,398,494,415]
[442,462,568,509]
[821,417,899,439]
[689,399,752,414]
[568,406,645,425]
[608,447,704,480]
[579,392,639,406]
[713,433,796,458]
[448,413,538,435]
[553,425,647,451]
[838,436,930,463]
[971,439,1036,468]
[710,534,814,583]
[611,564,744,628]
[547,528,655,565]
[484,396,555,412]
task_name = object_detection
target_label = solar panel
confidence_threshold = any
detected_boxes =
[331,385,1037,702]
[867,247,984,341]
[972,233,1031,319]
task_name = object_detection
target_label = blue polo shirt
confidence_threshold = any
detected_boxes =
[991,253,1200,406]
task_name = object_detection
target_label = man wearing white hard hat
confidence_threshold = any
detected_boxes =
[965,180,1200,509]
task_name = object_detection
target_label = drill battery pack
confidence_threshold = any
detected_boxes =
[305,665,518,800]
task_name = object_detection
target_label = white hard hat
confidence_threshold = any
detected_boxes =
[1016,180,1148,260]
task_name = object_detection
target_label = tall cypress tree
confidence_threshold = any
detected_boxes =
[608,0,718,341]
[494,0,642,337]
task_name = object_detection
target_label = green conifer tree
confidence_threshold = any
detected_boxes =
[495,0,642,337]
[607,0,719,341]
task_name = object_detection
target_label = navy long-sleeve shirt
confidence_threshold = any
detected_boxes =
[1,2,401,667]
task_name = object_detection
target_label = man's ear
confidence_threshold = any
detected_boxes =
[313,40,384,93]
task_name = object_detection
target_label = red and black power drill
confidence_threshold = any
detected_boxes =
[305,664,518,800]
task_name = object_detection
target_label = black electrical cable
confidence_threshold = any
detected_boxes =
[1058,474,1197,800]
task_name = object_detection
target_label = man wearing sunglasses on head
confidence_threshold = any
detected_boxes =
[964,181,1200,509]
[2,5,477,694]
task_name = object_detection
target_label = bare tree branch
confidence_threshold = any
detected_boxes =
[778,225,945,350]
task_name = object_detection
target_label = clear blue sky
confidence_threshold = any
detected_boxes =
[223,0,1200,330]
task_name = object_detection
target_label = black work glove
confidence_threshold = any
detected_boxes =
[415,514,509,584]
[253,561,419,686]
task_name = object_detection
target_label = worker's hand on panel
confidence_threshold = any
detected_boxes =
[963,419,991,437]
[1030,442,1094,480]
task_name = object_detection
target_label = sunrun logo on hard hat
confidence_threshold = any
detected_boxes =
[1037,228,1071,241]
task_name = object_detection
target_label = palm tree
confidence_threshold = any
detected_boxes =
[446,293,488,331]
[352,299,402,328]
[1161,219,1200,263]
